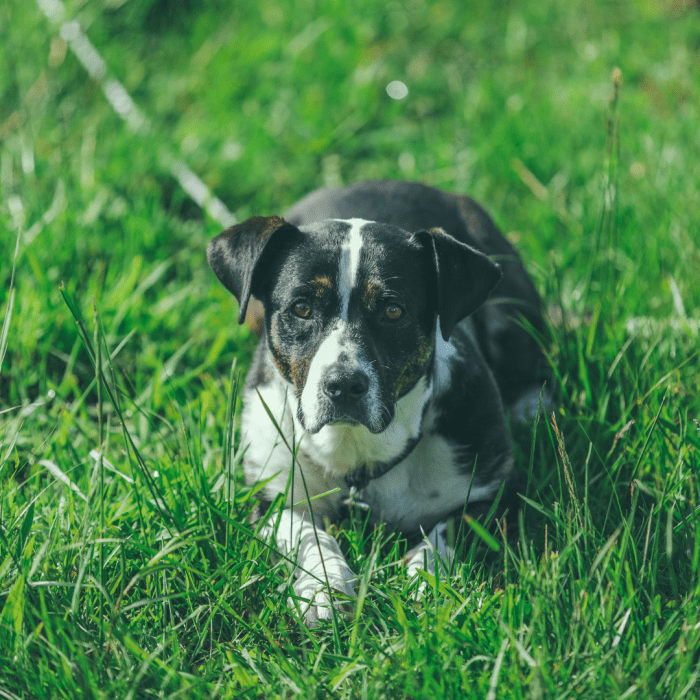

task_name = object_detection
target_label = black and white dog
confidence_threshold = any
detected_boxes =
[208,180,550,625]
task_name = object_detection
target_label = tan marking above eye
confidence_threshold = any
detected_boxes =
[363,281,382,307]
[309,275,333,293]
[293,301,312,318]
[384,303,403,321]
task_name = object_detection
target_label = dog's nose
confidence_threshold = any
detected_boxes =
[323,369,369,404]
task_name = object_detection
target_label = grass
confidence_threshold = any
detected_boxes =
[1,0,700,696]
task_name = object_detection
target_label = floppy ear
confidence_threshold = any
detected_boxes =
[207,215,298,324]
[416,227,502,341]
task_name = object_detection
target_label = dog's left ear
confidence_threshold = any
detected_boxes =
[416,227,502,341]
[207,215,299,324]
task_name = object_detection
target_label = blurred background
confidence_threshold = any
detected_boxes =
[1,0,699,416]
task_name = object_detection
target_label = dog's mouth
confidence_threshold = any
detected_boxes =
[327,418,362,427]
[298,403,393,436]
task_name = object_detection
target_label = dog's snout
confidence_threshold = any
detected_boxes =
[323,369,369,404]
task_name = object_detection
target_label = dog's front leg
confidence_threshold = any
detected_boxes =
[405,521,455,593]
[260,509,356,626]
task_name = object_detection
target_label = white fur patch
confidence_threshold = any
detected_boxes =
[295,374,432,477]
[433,318,457,395]
[337,219,369,321]
[299,321,345,430]
[363,434,501,533]
[421,321,457,432]
[259,509,356,626]
[298,317,381,435]
[405,521,455,583]
[240,376,301,500]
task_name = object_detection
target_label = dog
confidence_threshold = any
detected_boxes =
[208,180,550,625]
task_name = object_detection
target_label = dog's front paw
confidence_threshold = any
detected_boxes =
[405,522,454,597]
[287,530,357,626]
[291,571,356,627]
[510,385,555,423]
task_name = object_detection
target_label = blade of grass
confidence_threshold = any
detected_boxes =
[60,286,174,534]
[254,388,344,650]
[93,298,106,649]
[224,358,238,557]
[0,226,21,376]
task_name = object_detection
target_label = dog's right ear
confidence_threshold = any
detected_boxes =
[207,215,298,324]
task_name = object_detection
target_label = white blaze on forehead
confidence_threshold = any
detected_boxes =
[337,218,371,321]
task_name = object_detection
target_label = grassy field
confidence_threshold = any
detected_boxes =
[2,0,700,696]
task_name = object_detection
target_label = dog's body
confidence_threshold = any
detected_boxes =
[208,180,550,625]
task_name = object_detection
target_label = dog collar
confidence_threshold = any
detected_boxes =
[343,432,422,494]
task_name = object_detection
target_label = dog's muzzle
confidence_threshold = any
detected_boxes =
[299,363,390,435]
[298,323,392,434]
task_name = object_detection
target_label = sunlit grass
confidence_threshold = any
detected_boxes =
[1,0,700,696]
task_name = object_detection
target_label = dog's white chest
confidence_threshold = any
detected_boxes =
[360,433,496,533]
[242,356,500,534]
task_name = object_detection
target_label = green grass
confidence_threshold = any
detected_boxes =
[2,0,700,696]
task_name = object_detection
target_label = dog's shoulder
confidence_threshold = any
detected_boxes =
[361,323,513,532]
[429,321,512,461]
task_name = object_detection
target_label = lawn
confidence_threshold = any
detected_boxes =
[1,0,700,696]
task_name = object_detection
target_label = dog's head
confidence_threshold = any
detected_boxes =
[208,216,500,435]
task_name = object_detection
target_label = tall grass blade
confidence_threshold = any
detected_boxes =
[255,389,344,649]
[60,286,174,532]
[224,358,238,555]
[0,227,21,376]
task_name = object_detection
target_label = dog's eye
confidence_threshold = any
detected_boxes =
[293,301,312,319]
[383,303,403,322]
